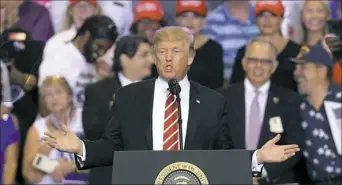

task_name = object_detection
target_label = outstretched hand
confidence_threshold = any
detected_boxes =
[43,123,82,155]
[258,134,300,164]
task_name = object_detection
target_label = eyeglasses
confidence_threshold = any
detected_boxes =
[246,57,273,66]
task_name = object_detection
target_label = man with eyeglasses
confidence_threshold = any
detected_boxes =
[217,39,304,184]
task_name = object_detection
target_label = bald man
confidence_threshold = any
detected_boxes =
[217,39,304,184]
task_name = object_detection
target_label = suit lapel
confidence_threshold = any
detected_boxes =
[184,82,200,149]
[232,83,246,148]
[144,79,156,150]
[258,84,279,147]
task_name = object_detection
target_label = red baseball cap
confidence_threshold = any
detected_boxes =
[254,0,284,17]
[176,0,208,17]
[134,0,164,23]
[69,0,97,7]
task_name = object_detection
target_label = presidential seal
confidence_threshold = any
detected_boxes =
[155,162,209,185]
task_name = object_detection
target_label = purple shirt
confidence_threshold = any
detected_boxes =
[16,1,54,42]
[0,115,20,184]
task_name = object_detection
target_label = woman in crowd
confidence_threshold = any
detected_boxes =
[22,75,87,184]
[130,0,167,43]
[0,64,20,185]
[301,1,342,84]
[43,0,100,60]
[230,0,301,92]
[175,0,224,89]
[301,0,330,46]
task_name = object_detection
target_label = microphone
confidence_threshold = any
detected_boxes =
[168,79,183,150]
[168,79,181,96]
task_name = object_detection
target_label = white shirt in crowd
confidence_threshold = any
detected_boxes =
[33,108,85,184]
[48,0,133,36]
[244,78,269,140]
[0,61,12,107]
[38,42,97,107]
[76,76,264,173]
[244,78,271,177]
[42,26,77,61]
[117,72,140,87]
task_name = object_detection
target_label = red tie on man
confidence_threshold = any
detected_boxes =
[163,93,179,151]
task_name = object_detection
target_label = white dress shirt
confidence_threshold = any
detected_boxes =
[77,76,264,173]
[244,78,271,177]
[244,78,270,144]
[117,72,140,87]
[152,76,190,150]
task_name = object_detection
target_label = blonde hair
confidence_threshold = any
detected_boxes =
[152,26,196,57]
[60,3,101,32]
[39,75,73,117]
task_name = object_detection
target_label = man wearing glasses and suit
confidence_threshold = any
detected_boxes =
[217,39,304,184]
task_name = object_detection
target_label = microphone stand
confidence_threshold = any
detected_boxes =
[175,94,183,150]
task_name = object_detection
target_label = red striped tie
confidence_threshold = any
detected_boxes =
[163,93,179,151]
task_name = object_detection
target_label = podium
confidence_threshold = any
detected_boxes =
[112,150,253,184]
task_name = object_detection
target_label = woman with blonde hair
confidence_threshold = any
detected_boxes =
[43,0,101,60]
[22,75,87,184]
[301,0,331,46]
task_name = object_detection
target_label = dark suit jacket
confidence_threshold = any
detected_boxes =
[82,76,121,184]
[76,79,234,170]
[83,76,122,140]
[217,82,304,184]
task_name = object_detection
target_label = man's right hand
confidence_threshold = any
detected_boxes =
[43,123,83,155]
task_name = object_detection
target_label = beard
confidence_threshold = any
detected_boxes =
[295,76,308,96]
[83,40,96,63]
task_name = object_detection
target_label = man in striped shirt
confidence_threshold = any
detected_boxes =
[202,0,259,81]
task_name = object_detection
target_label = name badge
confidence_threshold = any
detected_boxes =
[269,116,284,133]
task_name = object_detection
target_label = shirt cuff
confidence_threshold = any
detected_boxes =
[251,150,264,177]
[75,140,86,167]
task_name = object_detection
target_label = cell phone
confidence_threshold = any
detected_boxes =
[327,19,342,38]
[8,32,27,41]
[32,153,59,173]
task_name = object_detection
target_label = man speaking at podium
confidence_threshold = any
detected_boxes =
[43,27,300,177]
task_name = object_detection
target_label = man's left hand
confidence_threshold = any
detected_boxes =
[257,134,300,164]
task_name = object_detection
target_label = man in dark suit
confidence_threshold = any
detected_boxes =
[44,27,300,179]
[218,39,304,184]
[82,35,154,184]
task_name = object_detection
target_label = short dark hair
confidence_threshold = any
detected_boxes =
[112,35,149,73]
[74,15,118,41]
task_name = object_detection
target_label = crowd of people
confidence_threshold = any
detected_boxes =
[0,0,341,185]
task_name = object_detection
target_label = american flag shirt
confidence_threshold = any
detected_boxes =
[300,84,342,182]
